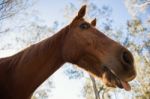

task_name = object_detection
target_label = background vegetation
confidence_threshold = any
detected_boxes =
[0,0,149,99]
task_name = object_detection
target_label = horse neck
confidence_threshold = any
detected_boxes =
[9,26,69,99]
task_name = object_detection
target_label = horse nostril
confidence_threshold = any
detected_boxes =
[121,51,133,66]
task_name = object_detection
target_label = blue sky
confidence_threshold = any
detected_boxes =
[32,0,131,28]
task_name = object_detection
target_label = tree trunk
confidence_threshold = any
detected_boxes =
[89,75,100,99]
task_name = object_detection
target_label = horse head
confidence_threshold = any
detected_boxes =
[62,5,136,91]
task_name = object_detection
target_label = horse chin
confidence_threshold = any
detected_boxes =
[102,66,131,91]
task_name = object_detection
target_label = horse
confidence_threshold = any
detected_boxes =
[0,5,136,99]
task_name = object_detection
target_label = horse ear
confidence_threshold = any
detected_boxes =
[77,5,86,19]
[91,18,96,26]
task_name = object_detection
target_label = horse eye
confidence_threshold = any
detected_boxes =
[80,23,90,29]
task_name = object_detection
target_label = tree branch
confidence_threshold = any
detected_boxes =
[89,75,100,99]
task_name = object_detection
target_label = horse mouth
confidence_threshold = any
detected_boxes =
[103,66,131,91]
[113,74,131,91]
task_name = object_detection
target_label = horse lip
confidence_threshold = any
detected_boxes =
[104,66,126,89]
[108,69,123,88]
[115,76,123,88]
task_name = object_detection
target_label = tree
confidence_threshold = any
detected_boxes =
[0,0,36,34]
[89,75,100,99]
[0,0,33,21]
[126,18,150,99]
[124,1,150,98]
[1,0,149,98]
[124,0,150,18]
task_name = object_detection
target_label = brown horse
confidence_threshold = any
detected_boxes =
[0,5,136,99]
